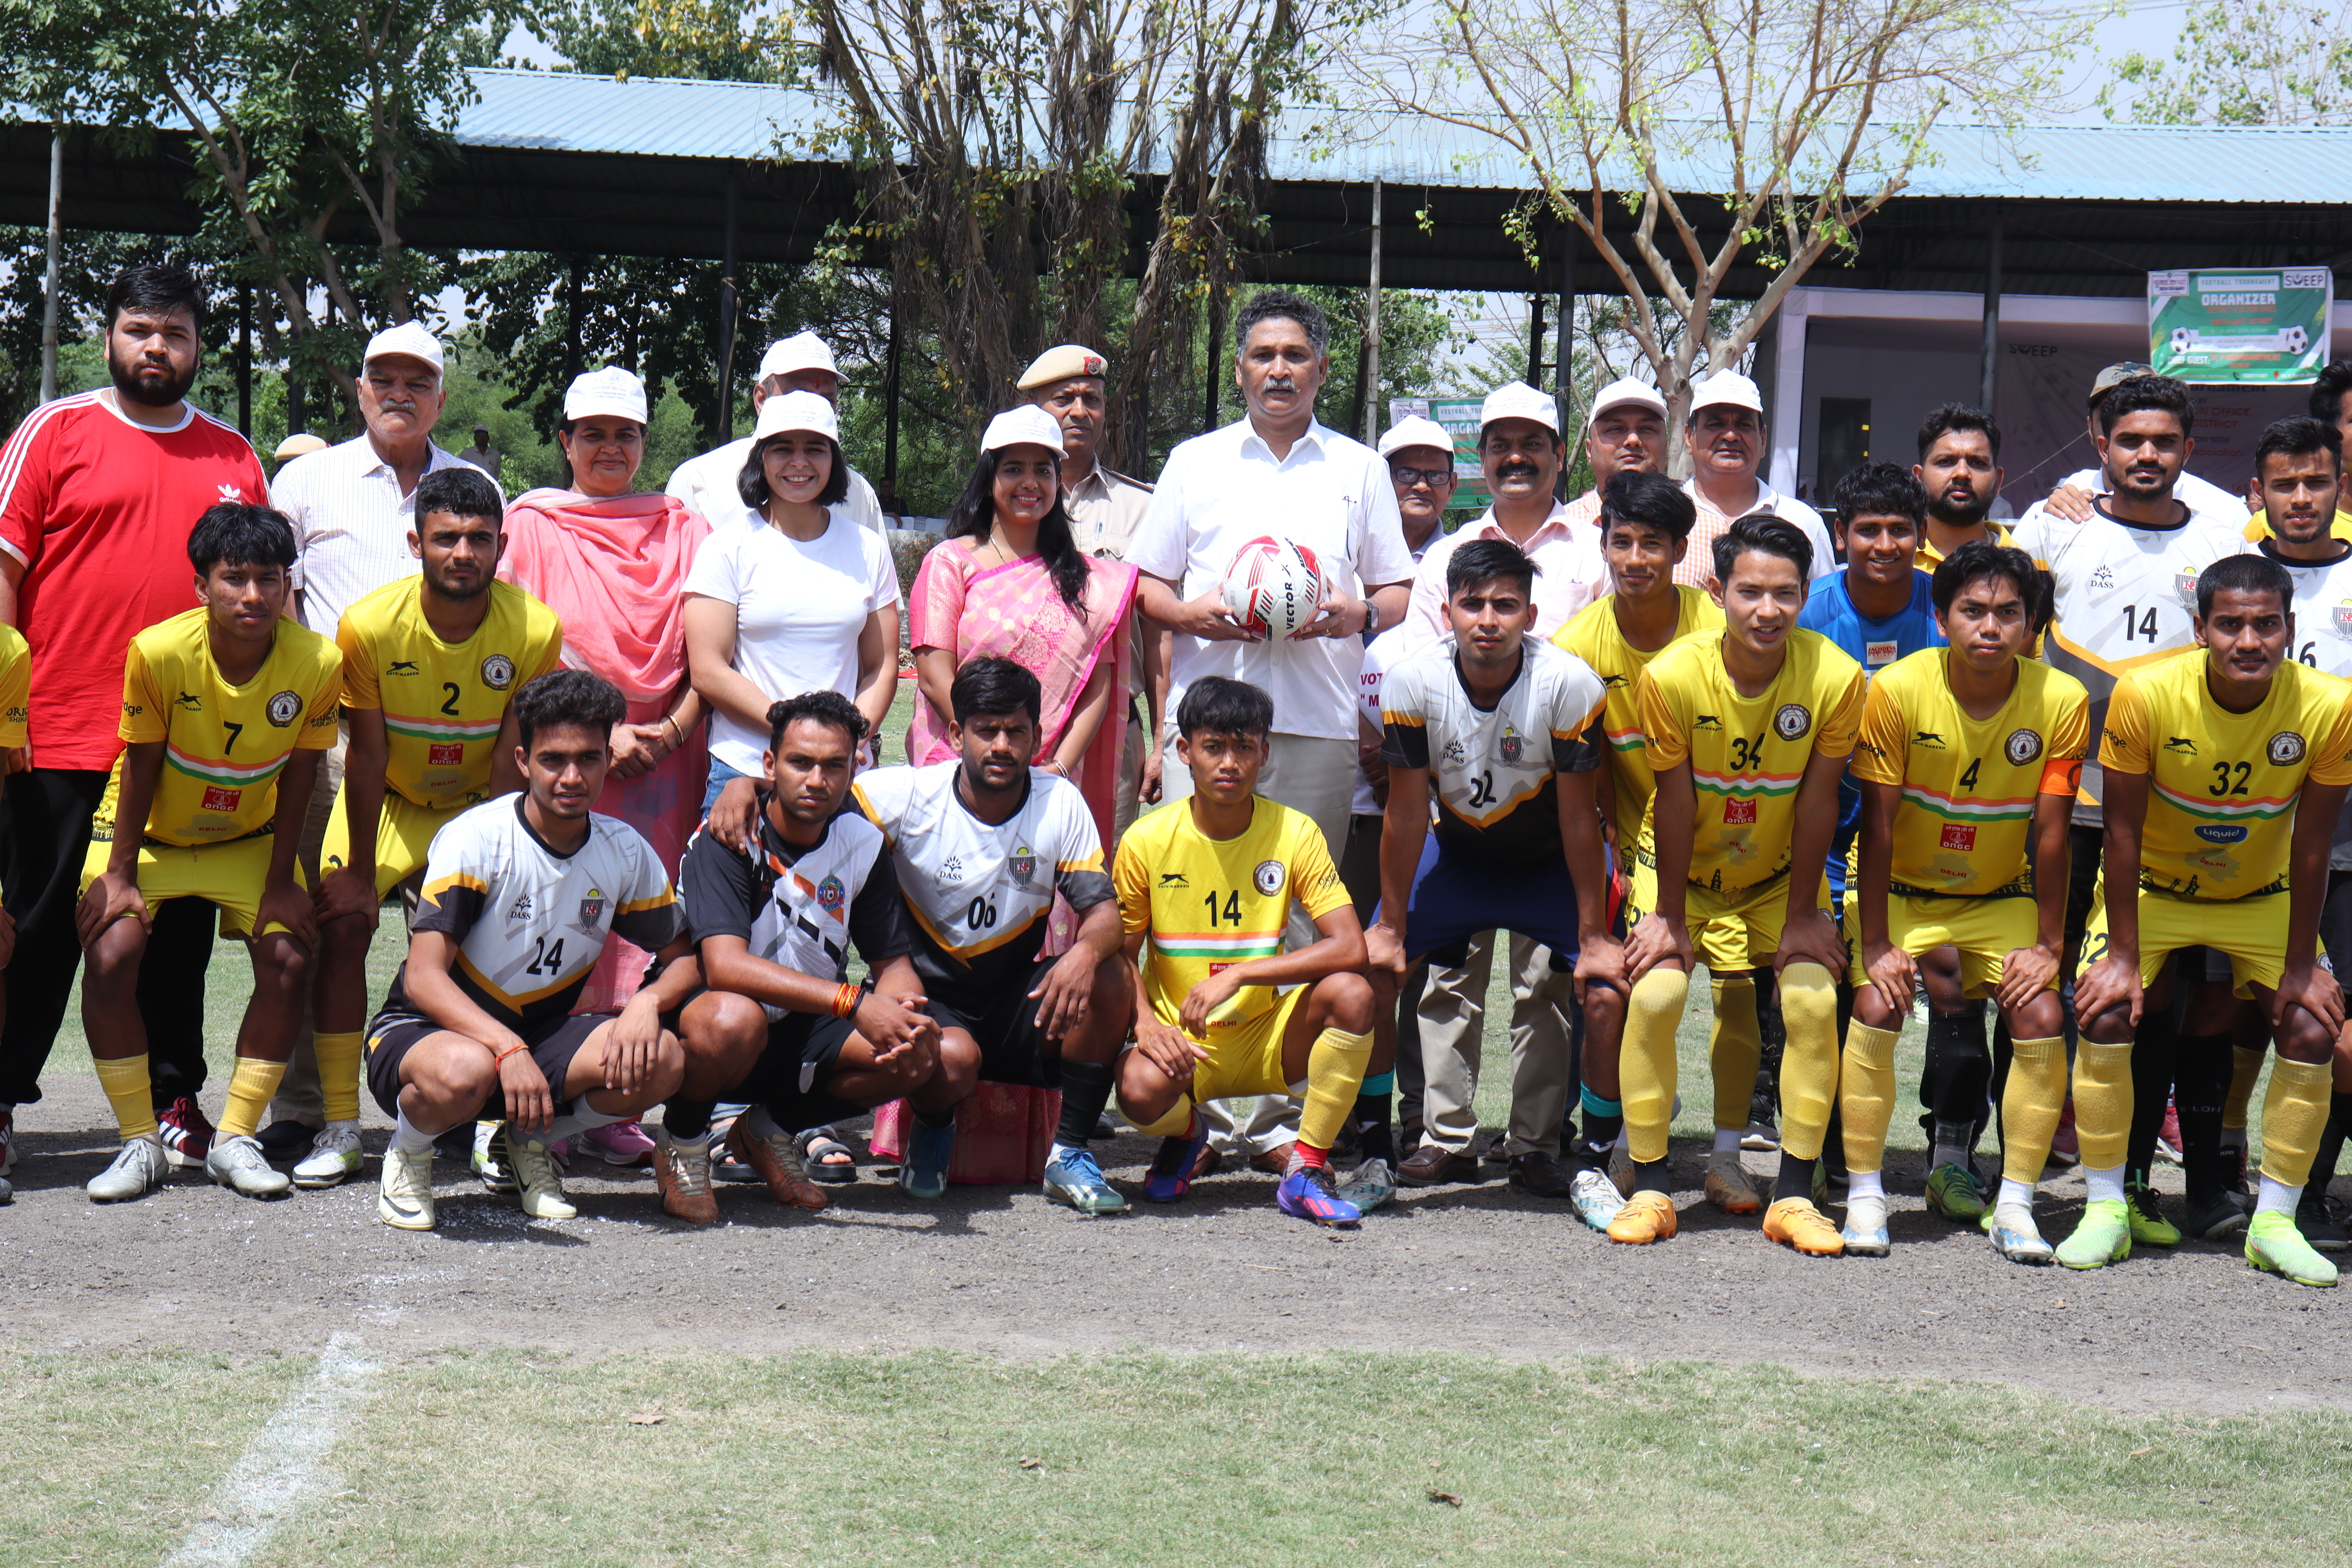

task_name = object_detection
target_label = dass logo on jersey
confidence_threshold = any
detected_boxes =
[200,785,241,814]
[1723,797,1759,825]
[428,742,465,766]
[1940,823,1978,853]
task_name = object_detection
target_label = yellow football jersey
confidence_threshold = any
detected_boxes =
[2102,650,2352,900]
[1554,586,1723,853]
[337,579,563,809]
[0,622,27,748]
[2243,508,2352,544]
[105,606,342,846]
[1635,626,1866,897]
[1913,521,2014,572]
[1113,797,1349,1035]
[1850,649,2089,899]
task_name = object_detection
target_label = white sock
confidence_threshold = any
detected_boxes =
[392,1107,436,1156]
[539,1096,628,1145]
[2257,1175,2301,1216]
[2084,1164,2126,1206]
[1712,1127,1741,1154]
[1845,1169,1886,1202]
[1049,1140,1085,1164]
[1930,1122,1973,1170]
[669,1128,710,1151]
[1612,1128,1629,1152]
[1997,1178,2037,1211]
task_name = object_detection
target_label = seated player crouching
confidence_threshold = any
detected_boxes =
[1112,677,1380,1228]
[365,670,697,1230]
[655,691,944,1225]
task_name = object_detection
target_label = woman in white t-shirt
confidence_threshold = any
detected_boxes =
[682,390,902,808]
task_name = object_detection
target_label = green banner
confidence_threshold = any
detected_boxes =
[1387,396,1491,508]
[2148,267,2331,384]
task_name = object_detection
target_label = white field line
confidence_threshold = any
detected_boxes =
[159,1332,380,1567]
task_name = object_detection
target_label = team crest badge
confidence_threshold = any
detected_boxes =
[578,889,605,925]
[265,690,303,727]
[1499,728,1523,765]
[2270,731,2307,766]
[817,875,846,912]
[1252,859,1285,895]
[2175,572,2200,610]
[2334,602,2352,638]
[482,654,516,690]
[1773,703,1811,741]
[1010,845,1037,882]
[2004,728,2043,765]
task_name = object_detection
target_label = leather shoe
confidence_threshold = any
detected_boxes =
[1189,1142,1224,1181]
[1249,1141,1295,1175]
[1397,1143,1479,1186]
[1508,1149,1575,1199]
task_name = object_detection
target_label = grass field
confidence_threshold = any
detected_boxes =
[18,1347,2352,1568]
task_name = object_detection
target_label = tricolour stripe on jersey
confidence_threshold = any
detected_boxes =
[383,712,502,743]
[2151,780,2298,822]
[1898,782,2036,822]
[1152,928,1282,959]
[1602,722,1644,753]
[165,742,289,788]
[1693,767,1803,797]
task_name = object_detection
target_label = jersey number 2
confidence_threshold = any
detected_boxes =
[441,682,462,716]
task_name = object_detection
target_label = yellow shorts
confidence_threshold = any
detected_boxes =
[1626,858,1833,974]
[79,830,307,940]
[1120,984,1309,1132]
[1842,893,2047,997]
[2075,881,2285,998]
[320,788,466,899]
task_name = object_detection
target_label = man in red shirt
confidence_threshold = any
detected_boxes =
[0,264,270,1172]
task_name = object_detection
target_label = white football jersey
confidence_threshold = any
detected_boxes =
[1351,628,1407,818]
[2261,541,2352,866]
[383,795,681,1032]
[852,762,1113,996]
[1379,636,1607,862]
[2009,503,2246,824]
[678,799,909,1021]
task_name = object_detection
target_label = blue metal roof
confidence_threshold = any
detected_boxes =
[452,65,2352,205]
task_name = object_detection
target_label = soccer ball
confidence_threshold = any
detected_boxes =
[2285,325,2310,354]
[1220,535,1326,640]
[2169,326,2194,356]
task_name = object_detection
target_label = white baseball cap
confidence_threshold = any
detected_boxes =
[563,365,648,425]
[1588,376,1669,424]
[1690,370,1765,415]
[981,405,1066,454]
[363,319,443,373]
[1378,415,1456,461]
[758,330,838,382]
[1479,380,1560,435]
[752,388,840,443]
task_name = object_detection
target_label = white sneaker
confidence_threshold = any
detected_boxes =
[378,1145,436,1230]
[1570,1167,1627,1232]
[88,1134,169,1203]
[1842,1193,1891,1256]
[1336,1156,1397,1214]
[206,1133,292,1199]
[472,1121,517,1192]
[292,1120,364,1188]
[506,1134,576,1220]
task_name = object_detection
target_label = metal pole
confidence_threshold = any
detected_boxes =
[237,283,252,436]
[1527,293,1545,389]
[1204,285,1224,433]
[715,175,740,445]
[1979,208,2004,416]
[39,123,63,405]
[883,289,902,501]
[1363,177,1383,443]
[1553,219,1576,432]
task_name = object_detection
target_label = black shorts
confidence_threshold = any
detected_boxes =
[363,1010,606,1119]
[735,1009,862,1106]
[924,958,1063,1089]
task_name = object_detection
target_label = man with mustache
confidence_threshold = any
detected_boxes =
[1913,405,2013,570]
[0,264,270,1182]
[2027,362,2243,533]
[1562,378,1672,532]
[1679,370,1836,591]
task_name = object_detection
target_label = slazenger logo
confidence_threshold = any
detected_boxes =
[2162,735,2198,755]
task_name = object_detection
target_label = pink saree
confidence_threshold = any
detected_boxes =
[501,488,711,1012]
[907,543,1137,849]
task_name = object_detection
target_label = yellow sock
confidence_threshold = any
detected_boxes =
[2258,1056,2335,1187]
[2072,1040,2135,1174]
[2223,1044,2263,1134]
[1128,1090,1196,1140]
[1775,962,1839,1162]
[316,1031,364,1124]
[1708,975,1762,1132]
[217,1056,288,1142]
[1838,1021,1901,1176]
[2000,1036,2069,1187]
[93,1054,158,1142]
[1298,1027,1373,1151]
[1620,967,1690,1167]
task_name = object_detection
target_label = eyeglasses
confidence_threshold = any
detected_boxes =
[1390,465,1454,488]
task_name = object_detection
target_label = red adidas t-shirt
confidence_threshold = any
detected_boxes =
[0,392,271,770]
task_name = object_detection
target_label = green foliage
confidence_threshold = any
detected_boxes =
[513,0,788,81]
[2099,1,2352,125]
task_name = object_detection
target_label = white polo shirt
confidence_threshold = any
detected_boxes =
[666,437,886,534]
[1127,415,1414,743]
[274,435,501,636]
[1402,500,1608,648]
[1678,475,1835,589]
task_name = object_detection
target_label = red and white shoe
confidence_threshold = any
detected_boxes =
[156,1096,214,1170]
[2156,1099,2183,1165]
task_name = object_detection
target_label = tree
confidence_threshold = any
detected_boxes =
[1364,0,2071,432]
[2100,1,2352,126]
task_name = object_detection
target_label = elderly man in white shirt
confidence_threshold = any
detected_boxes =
[261,320,504,1178]
[1679,370,1837,588]
[1128,287,1417,1170]
[1561,377,1671,531]
[666,331,886,533]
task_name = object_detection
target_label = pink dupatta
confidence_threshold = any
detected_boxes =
[500,488,711,1011]
[907,543,1136,849]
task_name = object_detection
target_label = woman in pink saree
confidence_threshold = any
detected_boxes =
[500,368,710,1163]
[907,405,1135,849]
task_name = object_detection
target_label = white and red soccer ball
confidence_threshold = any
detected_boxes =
[1218,535,1326,639]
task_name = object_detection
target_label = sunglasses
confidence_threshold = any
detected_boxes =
[1390,465,1455,488]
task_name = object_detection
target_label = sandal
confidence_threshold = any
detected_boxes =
[797,1125,859,1184]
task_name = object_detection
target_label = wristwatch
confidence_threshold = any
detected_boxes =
[1361,597,1380,636]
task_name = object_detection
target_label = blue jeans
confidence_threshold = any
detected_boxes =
[701,756,749,813]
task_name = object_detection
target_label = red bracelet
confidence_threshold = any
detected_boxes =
[832,982,860,1019]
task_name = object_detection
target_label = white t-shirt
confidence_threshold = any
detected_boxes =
[2057,465,2241,528]
[2256,541,2352,867]
[1127,416,1416,743]
[666,438,887,534]
[681,507,904,775]
[1351,626,1408,818]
